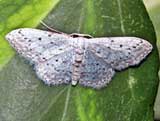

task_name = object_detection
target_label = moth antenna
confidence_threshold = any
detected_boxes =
[40,21,64,34]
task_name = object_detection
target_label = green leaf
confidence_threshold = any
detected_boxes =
[0,0,159,121]
[143,0,160,119]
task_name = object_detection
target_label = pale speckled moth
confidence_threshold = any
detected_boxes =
[5,28,152,89]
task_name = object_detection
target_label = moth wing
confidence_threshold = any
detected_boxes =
[79,49,115,89]
[87,37,152,70]
[5,28,73,63]
[35,49,74,85]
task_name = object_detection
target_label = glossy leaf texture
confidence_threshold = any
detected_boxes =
[0,0,159,121]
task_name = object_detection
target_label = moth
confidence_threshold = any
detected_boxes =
[6,28,152,89]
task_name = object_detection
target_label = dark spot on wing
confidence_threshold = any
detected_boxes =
[28,40,31,42]
[38,37,42,41]
[140,40,143,43]
[111,61,114,64]
[75,59,82,63]
[120,44,123,47]
[18,30,21,34]
[111,40,114,42]
[92,77,95,80]
[132,46,136,48]
[50,42,54,44]
[55,59,58,62]
[18,30,24,36]
[102,68,106,70]
[48,34,52,37]
[66,79,69,81]
[97,50,101,54]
